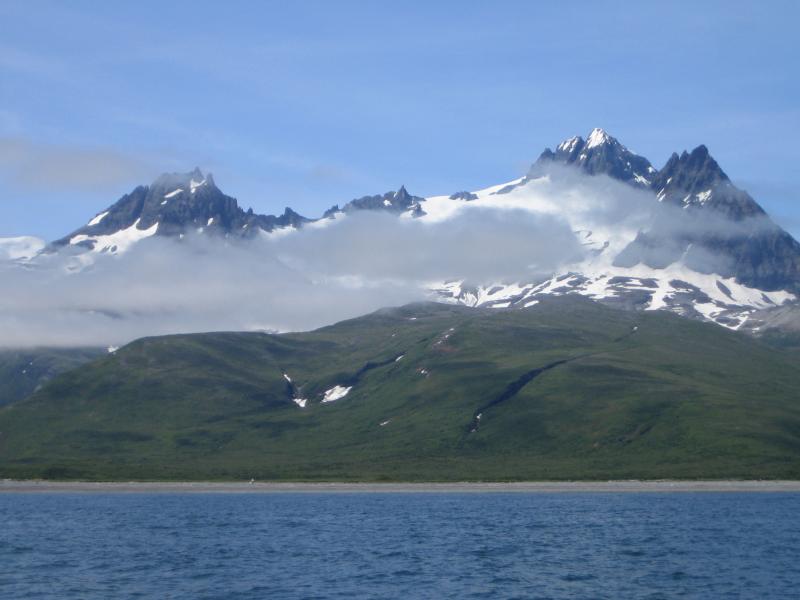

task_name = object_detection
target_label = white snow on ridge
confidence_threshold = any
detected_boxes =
[164,188,183,199]
[322,385,352,403]
[87,211,109,227]
[586,128,611,149]
[189,179,206,194]
[293,397,308,408]
[69,218,159,255]
[558,136,581,153]
[434,262,795,331]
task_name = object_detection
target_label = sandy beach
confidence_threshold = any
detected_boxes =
[2,480,799,494]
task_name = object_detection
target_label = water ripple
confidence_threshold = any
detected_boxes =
[1,492,799,598]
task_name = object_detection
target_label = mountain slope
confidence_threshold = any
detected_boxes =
[0,347,105,407]
[2,298,799,481]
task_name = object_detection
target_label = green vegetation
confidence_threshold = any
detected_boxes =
[0,347,105,407]
[1,298,799,481]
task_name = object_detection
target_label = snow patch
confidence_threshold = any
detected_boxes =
[696,190,712,204]
[68,219,159,255]
[322,385,352,403]
[87,211,109,227]
[164,188,183,199]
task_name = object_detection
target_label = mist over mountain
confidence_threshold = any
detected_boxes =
[2,129,799,347]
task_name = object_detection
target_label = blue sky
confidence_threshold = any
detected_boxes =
[1,0,798,240]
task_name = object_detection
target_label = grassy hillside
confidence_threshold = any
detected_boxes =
[1,298,799,481]
[0,347,105,407]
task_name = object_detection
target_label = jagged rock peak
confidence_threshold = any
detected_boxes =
[651,144,731,203]
[282,207,303,219]
[531,128,655,186]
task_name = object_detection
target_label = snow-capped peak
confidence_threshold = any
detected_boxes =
[586,128,614,149]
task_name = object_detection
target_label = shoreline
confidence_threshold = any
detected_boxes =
[2,480,800,493]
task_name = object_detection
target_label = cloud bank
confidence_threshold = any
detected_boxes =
[1,164,771,348]
[0,206,585,347]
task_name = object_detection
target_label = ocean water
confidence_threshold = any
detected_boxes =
[1,492,799,599]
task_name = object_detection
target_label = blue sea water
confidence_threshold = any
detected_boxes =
[1,492,799,599]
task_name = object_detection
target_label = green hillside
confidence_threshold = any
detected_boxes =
[1,298,799,481]
[0,347,105,407]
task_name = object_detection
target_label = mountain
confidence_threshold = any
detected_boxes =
[48,168,312,255]
[531,127,657,187]
[9,128,800,334]
[47,168,423,257]
[324,185,426,218]
[429,129,800,331]
[2,298,800,481]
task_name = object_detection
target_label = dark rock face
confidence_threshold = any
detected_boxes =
[650,146,765,219]
[449,191,478,201]
[321,186,426,220]
[340,186,425,217]
[638,146,799,292]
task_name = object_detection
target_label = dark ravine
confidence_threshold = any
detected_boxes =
[341,353,407,388]
[466,357,578,436]
[464,322,643,436]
